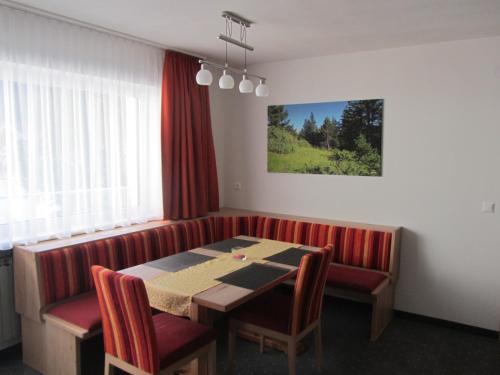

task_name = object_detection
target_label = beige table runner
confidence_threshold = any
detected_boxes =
[145,239,295,316]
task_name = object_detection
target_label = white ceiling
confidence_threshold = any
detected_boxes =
[8,0,500,65]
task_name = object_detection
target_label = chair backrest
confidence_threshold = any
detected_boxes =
[307,245,334,323]
[289,246,333,336]
[91,265,159,374]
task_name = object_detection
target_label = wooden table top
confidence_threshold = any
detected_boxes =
[120,236,319,314]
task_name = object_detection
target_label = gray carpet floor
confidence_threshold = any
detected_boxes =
[1,296,499,375]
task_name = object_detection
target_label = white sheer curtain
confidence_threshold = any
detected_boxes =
[0,6,164,250]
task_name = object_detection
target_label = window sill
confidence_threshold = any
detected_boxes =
[14,220,172,254]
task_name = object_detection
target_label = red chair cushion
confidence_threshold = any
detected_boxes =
[154,313,217,368]
[46,292,101,331]
[231,291,292,334]
[326,265,387,293]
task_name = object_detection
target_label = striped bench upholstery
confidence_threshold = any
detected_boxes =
[38,215,392,308]
[255,217,393,272]
[39,216,258,307]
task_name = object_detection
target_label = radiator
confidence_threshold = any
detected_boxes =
[0,252,21,351]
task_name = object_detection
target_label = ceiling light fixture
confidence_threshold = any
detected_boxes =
[218,16,234,89]
[219,69,234,89]
[255,79,269,97]
[196,11,269,98]
[238,25,254,94]
[195,63,213,85]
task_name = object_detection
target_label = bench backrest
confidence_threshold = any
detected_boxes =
[35,215,395,309]
[254,217,393,272]
[38,216,257,306]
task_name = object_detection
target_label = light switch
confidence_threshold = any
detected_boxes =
[233,182,242,191]
[481,201,495,214]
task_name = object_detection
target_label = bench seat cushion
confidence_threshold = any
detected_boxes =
[327,265,387,294]
[154,313,217,367]
[46,292,101,332]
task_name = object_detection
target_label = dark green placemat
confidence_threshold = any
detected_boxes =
[263,247,312,267]
[202,238,259,253]
[216,263,290,290]
[146,252,214,273]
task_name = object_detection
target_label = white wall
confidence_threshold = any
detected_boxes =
[219,36,500,331]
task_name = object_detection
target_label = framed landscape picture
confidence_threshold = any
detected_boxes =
[267,99,383,176]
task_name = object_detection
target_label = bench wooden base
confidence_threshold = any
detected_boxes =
[20,313,101,375]
[21,317,47,374]
[370,279,395,341]
[324,277,395,341]
[44,313,102,375]
[45,323,81,375]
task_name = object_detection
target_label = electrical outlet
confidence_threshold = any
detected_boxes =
[233,182,242,191]
[481,201,495,214]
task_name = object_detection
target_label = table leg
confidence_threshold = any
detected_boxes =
[189,303,213,375]
[190,303,213,326]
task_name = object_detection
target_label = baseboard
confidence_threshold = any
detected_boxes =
[323,294,499,339]
[394,310,498,339]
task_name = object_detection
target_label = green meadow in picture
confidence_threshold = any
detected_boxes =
[267,99,383,176]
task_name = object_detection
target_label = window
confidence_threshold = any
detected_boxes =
[0,7,164,249]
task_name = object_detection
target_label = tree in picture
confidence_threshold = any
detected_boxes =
[267,99,383,176]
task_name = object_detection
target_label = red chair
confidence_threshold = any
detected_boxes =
[227,245,333,375]
[91,265,217,375]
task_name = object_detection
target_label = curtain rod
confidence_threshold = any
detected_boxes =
[0,0,205,60]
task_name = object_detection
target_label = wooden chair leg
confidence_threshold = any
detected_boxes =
[259,334,265,354]
[287,339,297,375]
[104,355,115,375]
[371,283,394,341]
[227,324,237,375]
[314,323,323,370]
[208,342,216,375]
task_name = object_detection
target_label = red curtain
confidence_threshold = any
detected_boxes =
[161,51,219,220]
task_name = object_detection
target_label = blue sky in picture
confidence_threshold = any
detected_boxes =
[285,101,348,131]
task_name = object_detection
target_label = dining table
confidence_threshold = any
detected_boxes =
[119,235,320,374]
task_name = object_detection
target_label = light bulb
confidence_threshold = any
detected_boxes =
[255,79,269,97]
[239,75,254,93]
[195,64,213,85]
[219,70,234,89]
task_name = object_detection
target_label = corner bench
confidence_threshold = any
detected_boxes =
[14,212,400,375]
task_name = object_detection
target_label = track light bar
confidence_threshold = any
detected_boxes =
[198,59,265,81]
[221,11,253,28]
[217,34,254,51]
[195,11,268,97]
